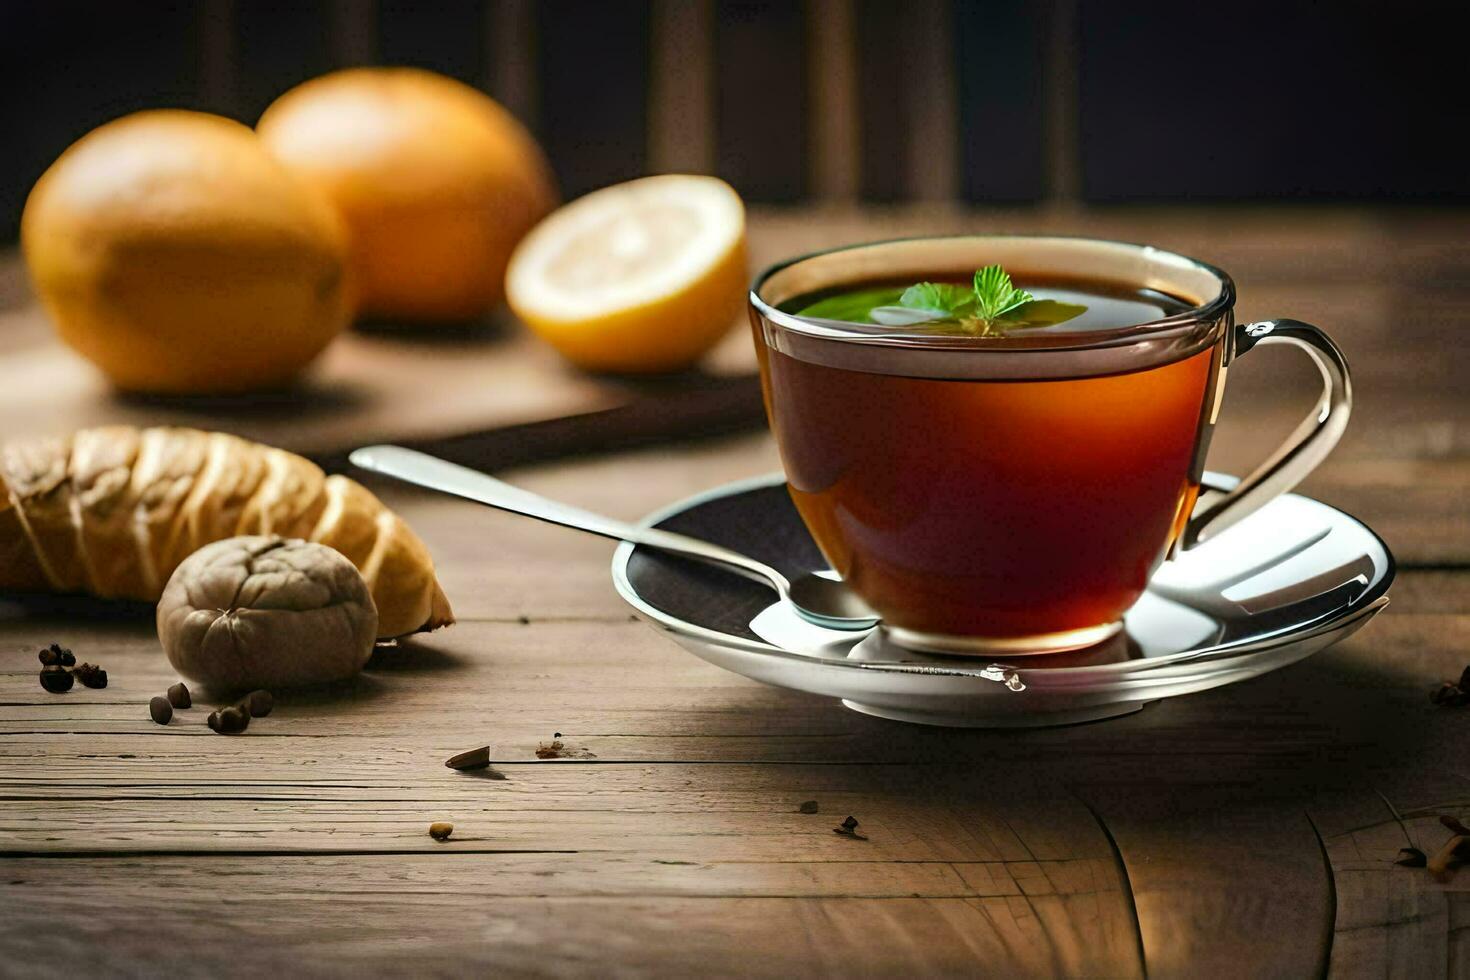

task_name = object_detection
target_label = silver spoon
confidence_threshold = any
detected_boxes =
[349,445,880,631]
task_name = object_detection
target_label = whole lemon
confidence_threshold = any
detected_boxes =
[257,67,558,323]
[22,110,353,394]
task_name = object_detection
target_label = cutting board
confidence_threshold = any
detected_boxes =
[0,258,763,472]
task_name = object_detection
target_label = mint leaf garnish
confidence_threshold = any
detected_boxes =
[960,266,1086,335]
[899,282,971,317]
[868,281,974,326]
[794,264,1088,335]
[870,305,952,326]
[797,286,906,323]
[972,265,1034,321]
[997,299,1088,326]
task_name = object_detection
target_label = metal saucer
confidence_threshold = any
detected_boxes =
[611,473,1394,728]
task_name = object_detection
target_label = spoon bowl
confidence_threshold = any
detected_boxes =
[788,573,880,630]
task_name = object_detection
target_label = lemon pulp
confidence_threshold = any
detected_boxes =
[506,174,747,373]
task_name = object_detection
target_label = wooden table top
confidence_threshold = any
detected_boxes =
[2,205,1468,977]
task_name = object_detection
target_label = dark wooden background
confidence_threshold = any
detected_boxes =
[2,0,1465,241]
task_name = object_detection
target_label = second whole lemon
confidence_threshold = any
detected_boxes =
[21,110,353,394]
[257,68,558,323]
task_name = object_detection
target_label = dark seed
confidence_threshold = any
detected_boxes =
[37,648,59,666]
[166,682,191,709]
[1430,683,1468,707]
[52,645,75,667]
[446,746,491,771]
[553,732,563,739]
[39,665,74,693]
[429,822,454,841]
[840,816,859,831]
[1429,835,1468,879]
[1395,846,1427,867]
[73,663,108,689]
[206,708,250,734]
[798,800,819,814]
[212,706,250,734]
[149,696,173,725]
[242,690,273,717]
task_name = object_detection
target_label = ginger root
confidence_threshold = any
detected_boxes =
[0,426,452,637]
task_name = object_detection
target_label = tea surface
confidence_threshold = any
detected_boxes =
[788,275,1193,339]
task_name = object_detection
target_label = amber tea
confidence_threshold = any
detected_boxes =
[754,261,1222,652]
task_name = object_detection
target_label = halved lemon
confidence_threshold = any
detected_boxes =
[505,174,747,373]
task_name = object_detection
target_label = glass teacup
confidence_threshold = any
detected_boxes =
[749,236,1350,655]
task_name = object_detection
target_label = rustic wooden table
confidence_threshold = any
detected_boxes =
[2,206,1468,977]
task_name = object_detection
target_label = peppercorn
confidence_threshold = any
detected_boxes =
[1395,847,1427,867]
[241,690,273,717]
[73,663,108,689]
[208,706,249,735]
[39,665,74,694]
[1431,682,1469,707]
[149,696,173,725]
[166,682,191,709]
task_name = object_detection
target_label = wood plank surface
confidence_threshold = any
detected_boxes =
[2,205,1469,977]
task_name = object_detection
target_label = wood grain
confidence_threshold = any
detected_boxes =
[1316,800,1470,978]
[0,877,1138,978]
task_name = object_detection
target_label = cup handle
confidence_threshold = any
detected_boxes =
[1181,318,1352,549]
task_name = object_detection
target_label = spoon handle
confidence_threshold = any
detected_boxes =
[349,445,791,593]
